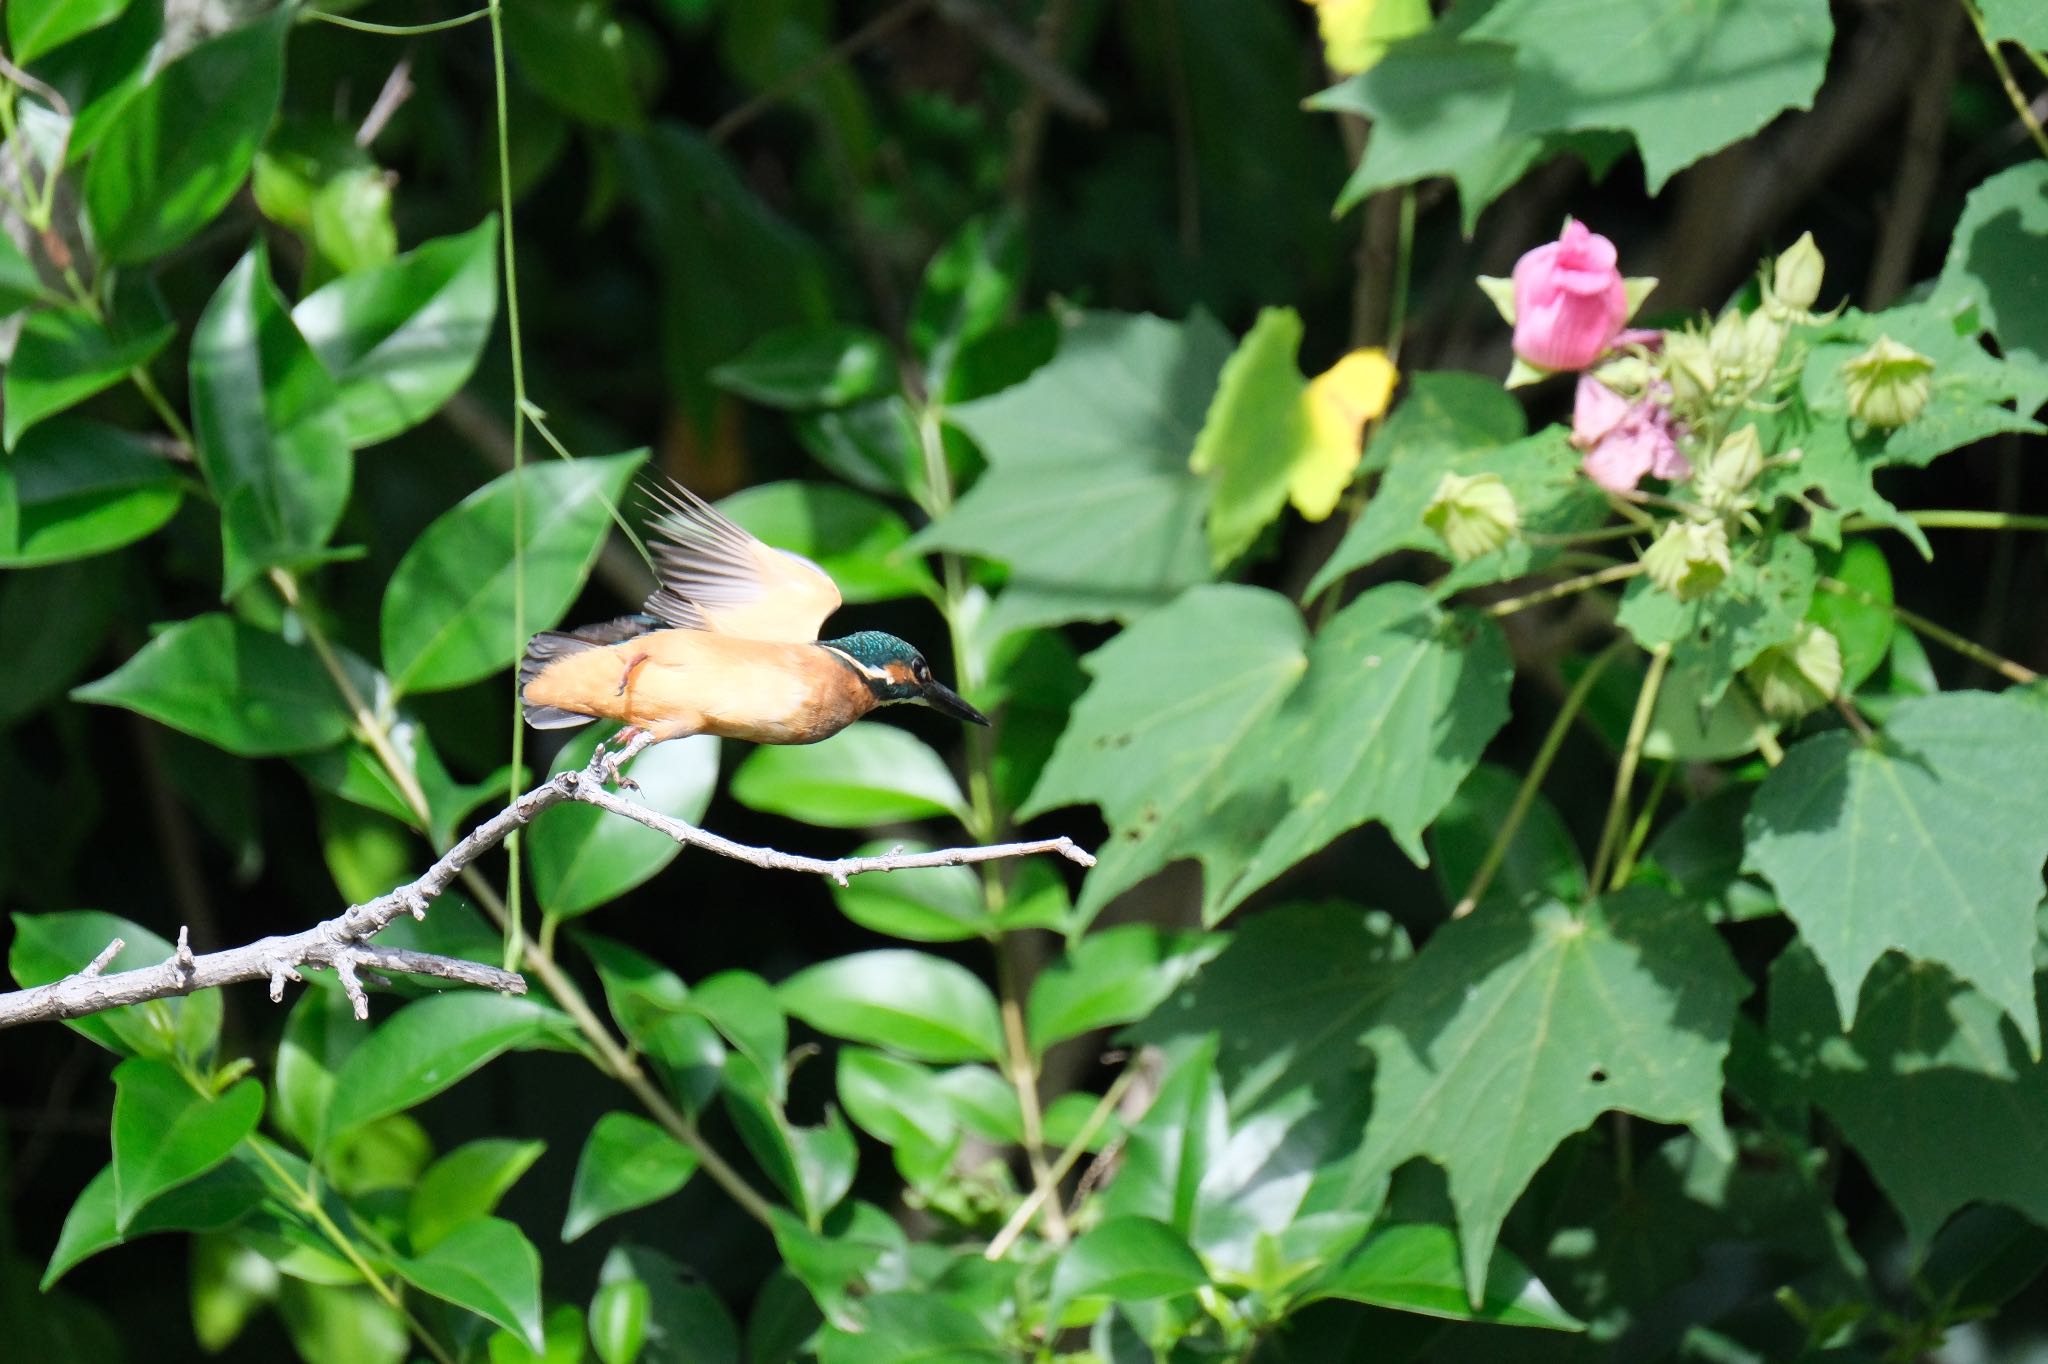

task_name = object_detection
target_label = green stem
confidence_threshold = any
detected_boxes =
[305,7,491,35]
[1963,0,2048,160]
[1383,186,1417,370]
[521,401,655,574]
[486,0,531,973]
[1609,758,1673,891]
[241,1140,456,1364]
[1818,575,2039,686]
[1842,509,2048,535]
[912,401,1066,1241]
[1588,642,1669,896]
[984,1062,1138,1261]
[1484,561,1643,618]
[1451,640,1624,919]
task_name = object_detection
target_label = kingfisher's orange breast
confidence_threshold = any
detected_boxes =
[522,629,875,743]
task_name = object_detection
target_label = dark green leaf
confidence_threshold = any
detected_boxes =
[322,994,558,1147]
[292,221,499,447]
[1309,1223,1582,1330]
[794,398,921,498]
[7,909,222,1059]
[0,558,121,729]
[188,244,353,596]
[410,1139,547,1253]
[379,450,646,694]
[718,481,935,604]
[1027,583,1511,925]
[1128,902,1409,1113]
[1359,890,1746,1299]
[8,0,128,64]
[919,311,1230,634]
[0,229,52,317]
[0,418,184,566]
[814,1293,1004,1364]
[711,324,893,410]
[504,0,652,128]
[731,725,969,828]
[1770,943,2048,1248]
[396,1216,545,1351]
[72,614,349,756]
[43,1155,266,1289]
[1026,925,1222,1055]
[911,213,1025,399]
[562,1112,700,1242]
[82,6,288,264]
[599,1243,742,1364]
[2,304,174,450]
[1430,763,1586,917]
[530,727,719,917]
[1050,1216,1209,1312]
[110,1058,263,1229]
[1617,535,1817,708]
[780,949,1003,1063]
[1745,690,2048,1053]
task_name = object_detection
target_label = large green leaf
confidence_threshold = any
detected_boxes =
[379,451,645,694]
[1049,1216,1209,1316]
[1026,582,1510,924]
[291,220,499,447]
[834,1049,960,1186]
[1982,0,2048,45]
[1770,944,2048,1249]
[529,727,719,918]
[562,1112,700,1242]
[1316,0,1832,221]
[43,1155,266,1289]
[1127,902,1409,1114]
[814,1293,1004,1364]
[1316,426,1605,602]
[109,1058,263,1229]
[598,1244,744,1364]
[7,910,222,1060]
[2,303,174,450]
[1936,161,2048,380]
[779,949,1004,1063]
[73,614,349,756]
[1358,890,1745,1300]
[410,1139,547,1253]
[828,850,990,943]
[918,311,1229,635]
[395,1217,545,1351]
[322,994,560,1148]
[1744,690,2048,1054]
[731,724,969,828]
[502,0,651,129]
[8,0,128,65]
[1025,925,1222,1056]
[274,987,363,1155]
[0,559,120,729]
[82,5,288,264]
[1308,1223,1582,1330]
[0,418,184,567]
[717,481,935,605]
[188,244,353,597]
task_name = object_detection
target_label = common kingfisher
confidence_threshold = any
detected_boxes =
[519,479,989,746]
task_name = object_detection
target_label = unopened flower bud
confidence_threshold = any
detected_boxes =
[1663,328,1715,410]
[1771,232,1825,314]
[1744,623,1843,718]
[1740,309,1786,385]
[1696,425,1766,511]
[1423,471,1520,562]
[1843,335,1934,428]
[1641,519,1730,601]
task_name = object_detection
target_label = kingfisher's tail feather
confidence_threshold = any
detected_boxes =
[518,614,658,729]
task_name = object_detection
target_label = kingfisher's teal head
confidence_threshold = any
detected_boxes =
[821,631,989,727]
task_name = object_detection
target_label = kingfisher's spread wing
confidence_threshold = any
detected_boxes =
[641,479,842,642]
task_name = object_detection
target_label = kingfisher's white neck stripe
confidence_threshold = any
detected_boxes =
[822,646,892,685]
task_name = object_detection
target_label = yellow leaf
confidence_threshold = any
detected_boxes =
[1306,0,1433,76]
[1292,348,1398,520]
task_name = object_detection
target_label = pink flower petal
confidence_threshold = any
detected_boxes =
[1571,374,1630,451]
[1510,221,1630,372]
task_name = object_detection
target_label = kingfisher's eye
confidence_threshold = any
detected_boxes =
[914,661,931,684]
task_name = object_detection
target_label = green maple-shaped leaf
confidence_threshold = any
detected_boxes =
[1744,690,2048,1055]
[917,311,1227,634]
[1769,942,2048,1248]
[1025,581,1508,925]
[1358,890,1746,1302]
[1616,535,1816,708]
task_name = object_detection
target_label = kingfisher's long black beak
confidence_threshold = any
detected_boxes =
[923,680,991,727]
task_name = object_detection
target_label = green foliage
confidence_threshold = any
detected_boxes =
[8,3,2048,1361]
